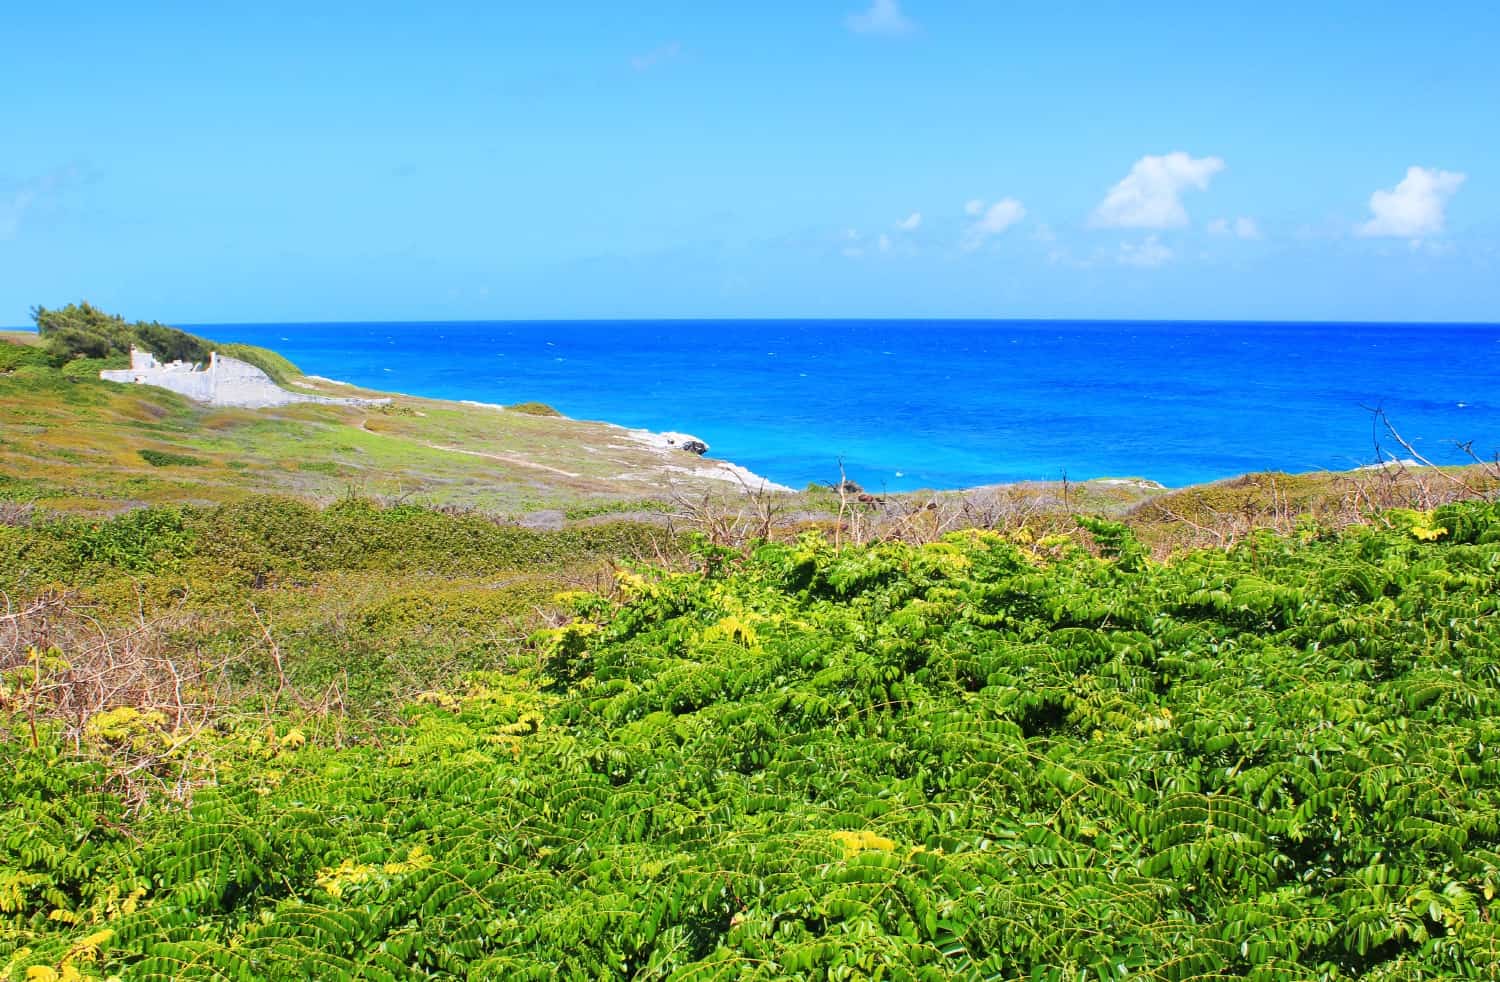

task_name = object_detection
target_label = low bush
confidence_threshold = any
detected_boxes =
[0,341,51,374]
[139,449,206,468]
[505,401,562,417]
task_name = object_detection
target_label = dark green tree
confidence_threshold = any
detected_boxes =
[133,322,211,364]
[31,302,134,361]
[32,302,210,364]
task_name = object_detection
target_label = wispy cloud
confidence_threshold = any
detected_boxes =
[1091,152,1224,229]
[1356,165,1466,239]
[630,41,682,72]
[0,189,36,241]
[961,198,1026,251]
[0,167,77,241]
[896,212,922,230]
[841,228,865,258]
[846,0,915,37]
[1117,234,1173,267]
[1208,216,1261,240]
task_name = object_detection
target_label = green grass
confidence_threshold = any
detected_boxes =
[0,336,796,518]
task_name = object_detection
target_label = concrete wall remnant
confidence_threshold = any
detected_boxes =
[100,347,390,410]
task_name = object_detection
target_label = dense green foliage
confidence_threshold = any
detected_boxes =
[132,324,211,365]
[31,303,135,360]
[33,304,208,365]
[1,497,669,591]
[0,341,52,375]
[506,402,563,417]
[4,501,1500,978]
[0,498,676,712]
[137,450,205,468]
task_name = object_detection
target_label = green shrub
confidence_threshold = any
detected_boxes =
[3,363,59,386]
[180,495,670,580]
[59,355,126,379]
[506,401,562,417]
[0,340,51,373]
[139,449,206,467]
[66,507,196,574]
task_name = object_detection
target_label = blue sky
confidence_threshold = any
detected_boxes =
[3,1,1497,325]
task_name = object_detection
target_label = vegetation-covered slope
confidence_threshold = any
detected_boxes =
[0,329,795,519]
[5,501,1500,979]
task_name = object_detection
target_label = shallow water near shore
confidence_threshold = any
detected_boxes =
[192,319,1500,492]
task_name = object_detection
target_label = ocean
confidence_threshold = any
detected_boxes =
[189,320,1500,492]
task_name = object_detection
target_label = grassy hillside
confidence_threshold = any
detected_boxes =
[0,334,806,520]
[5,500,1500,978]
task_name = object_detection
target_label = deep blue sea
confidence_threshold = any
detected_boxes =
[189,320,1500,492]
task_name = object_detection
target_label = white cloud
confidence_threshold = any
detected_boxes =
[1208,216,1261,240]
[896,212,922,230]
[961,198,1026,251]
[1117,235,1173,268]
[1091,152,1225,229]
[877,233,892,253]
[963,199,985,217]
[1356,165,1466,239]
[846,0,914,36]
[630,41,681,71]
[0,168,74,241]
[0,189,35,240]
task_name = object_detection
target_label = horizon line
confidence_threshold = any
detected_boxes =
[8,315,1500,331]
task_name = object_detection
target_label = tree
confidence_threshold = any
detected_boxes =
[31,303,210,364]
[32,302,134,361]
[134,322,210,364]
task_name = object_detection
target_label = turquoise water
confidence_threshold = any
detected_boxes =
[191,320,1500,492]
